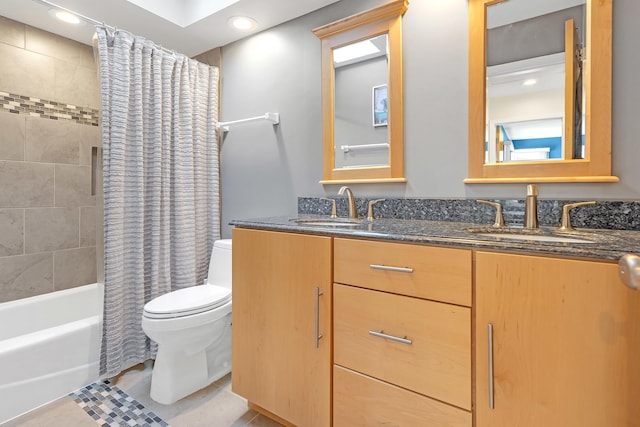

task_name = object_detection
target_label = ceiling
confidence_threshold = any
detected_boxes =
[0,0,341,57]
[487,0,584,29]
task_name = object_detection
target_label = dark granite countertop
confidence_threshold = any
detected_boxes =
[230,215,640,261]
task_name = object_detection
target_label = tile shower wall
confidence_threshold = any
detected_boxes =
[0,16,101,303]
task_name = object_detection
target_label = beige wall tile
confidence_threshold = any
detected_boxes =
[0,112,25,160]
[0,209,24,256]
[54,59,100,109]
[54,246,97,290]
[25,25,96,70]
[26,117,80,164]
[80,206,96,247]
[24,207,78,253]
[0,16,25,48]
[0,161,54,208]
[55,164,95,207]
[194,48,221,67]
[80,124,102,166]
[0,252,53,303]
[0,42,54,101]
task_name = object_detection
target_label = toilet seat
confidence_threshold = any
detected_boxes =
[143,285,231,319]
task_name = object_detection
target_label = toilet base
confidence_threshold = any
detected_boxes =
[149,313,232,405]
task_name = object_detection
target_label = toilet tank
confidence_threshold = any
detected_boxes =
[207,239,232,289]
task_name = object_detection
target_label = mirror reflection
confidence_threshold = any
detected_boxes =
[313,0,407,184]
[485,0,585,164]
[333,34,390,169]
[466,0,614,183]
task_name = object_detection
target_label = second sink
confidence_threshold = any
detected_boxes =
[467,227,595,244]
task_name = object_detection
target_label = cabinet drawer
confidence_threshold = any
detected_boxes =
[334,284,471,410]
[334,238,472,306]
[334,365,472,427]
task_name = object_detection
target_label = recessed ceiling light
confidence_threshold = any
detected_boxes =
[228,16,257,31]
[522,79,537,86]
[49,9,82,25]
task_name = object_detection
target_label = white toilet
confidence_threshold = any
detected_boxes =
[141,239,232,405]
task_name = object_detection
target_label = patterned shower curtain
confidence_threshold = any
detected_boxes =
[95,27,220,378]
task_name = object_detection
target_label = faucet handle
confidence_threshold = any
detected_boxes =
[559,201,596,231]
[319,197,337,218]
[477,200,505,228]
[367,199,386,221]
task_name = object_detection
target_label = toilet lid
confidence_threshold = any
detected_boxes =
[143,285,231,319]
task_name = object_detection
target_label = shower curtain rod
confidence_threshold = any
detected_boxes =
[31,0,177,55]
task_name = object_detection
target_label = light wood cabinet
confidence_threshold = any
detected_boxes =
[334,238,472,306]
[334,283,471,409]
[475,251,640,427]
[231,228,332,427]
[231,226,640,427]
[333,238,472,426]
[333,365,472,427]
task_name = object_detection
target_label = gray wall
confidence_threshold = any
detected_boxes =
[0,17,100,302]
[219,0,640,238]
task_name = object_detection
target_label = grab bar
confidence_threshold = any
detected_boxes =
[340,143,389,153]
[217,112,279,132]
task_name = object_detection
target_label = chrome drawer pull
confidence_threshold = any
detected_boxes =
[488,323,495,409]
[368,329,413,345]
[369,264,414,273]
[314,287,323,348]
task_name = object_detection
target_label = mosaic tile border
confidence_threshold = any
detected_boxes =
[70,380,170,427]
[0,90,99,127]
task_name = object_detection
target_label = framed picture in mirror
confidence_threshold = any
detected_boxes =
[373,84,388,127]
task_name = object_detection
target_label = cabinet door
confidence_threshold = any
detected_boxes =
[232,228,332,427]
[476,251,640,427]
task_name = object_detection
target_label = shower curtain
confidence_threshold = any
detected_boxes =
[95,27,220,377]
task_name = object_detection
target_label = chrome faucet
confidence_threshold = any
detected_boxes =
[338,186,358,219]
[523,184,539,229]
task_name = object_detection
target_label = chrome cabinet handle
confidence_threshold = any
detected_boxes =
[314,287,323,348]
[368,329,412,345]
[488,323,495,409]
[369,264,414,273]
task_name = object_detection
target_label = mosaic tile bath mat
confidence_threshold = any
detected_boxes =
[70,381,170,427]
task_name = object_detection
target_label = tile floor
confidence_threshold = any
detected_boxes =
[4,364,284,427]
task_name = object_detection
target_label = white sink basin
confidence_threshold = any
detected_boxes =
[475,232,594,244]
[467,226,596,244]
[292,218,362,227]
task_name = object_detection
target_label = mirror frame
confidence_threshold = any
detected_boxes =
[466,0,617,183]
[313,0,408,184]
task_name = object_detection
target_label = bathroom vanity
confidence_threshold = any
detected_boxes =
[232,229,332,426]
[230,217,640,427]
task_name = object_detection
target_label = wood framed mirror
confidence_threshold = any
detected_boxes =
[466,0,617,183]
[313,0,408,184]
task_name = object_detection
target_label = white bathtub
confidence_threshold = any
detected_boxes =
[0,283,103,424]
